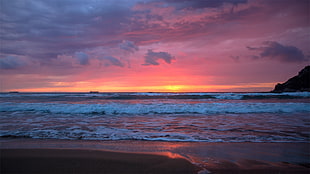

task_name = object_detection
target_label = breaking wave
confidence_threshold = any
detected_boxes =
[1,102,310,115]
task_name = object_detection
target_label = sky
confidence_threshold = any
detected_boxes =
[0,0,309,92]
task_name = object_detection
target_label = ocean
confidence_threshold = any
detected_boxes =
[1,92,310,143]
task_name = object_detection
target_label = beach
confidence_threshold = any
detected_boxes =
[1,148,199,174]
[1,138,309,174]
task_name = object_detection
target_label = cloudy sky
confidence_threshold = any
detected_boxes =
[0,0,309,92]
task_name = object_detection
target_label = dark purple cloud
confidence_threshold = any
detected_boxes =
[163,0,248,9]
[119,40,139,53]
[100,56,124,67]
[0,56,26,69]
[75,52,89,65]
[143,50,175,66]
[247,41,308,63]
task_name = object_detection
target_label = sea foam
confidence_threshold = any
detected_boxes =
[1,102,310,115]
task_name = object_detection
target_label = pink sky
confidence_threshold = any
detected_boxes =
[0,0,309,92]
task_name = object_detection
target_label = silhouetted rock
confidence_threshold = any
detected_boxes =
[272,66,310,92]
[89,91,99,93]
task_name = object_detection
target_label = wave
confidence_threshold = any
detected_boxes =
[1,102,310,115]
[1,92,310,101]
[1,127,308,143]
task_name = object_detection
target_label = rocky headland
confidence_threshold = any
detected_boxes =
[272,66,310,92]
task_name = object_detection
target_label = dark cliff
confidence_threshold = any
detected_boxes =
[272,66,310,92]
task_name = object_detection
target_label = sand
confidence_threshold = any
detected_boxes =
[1,149,200,174]
[1,139,309,174]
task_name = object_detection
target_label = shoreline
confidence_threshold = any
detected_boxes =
[1,138,309,173]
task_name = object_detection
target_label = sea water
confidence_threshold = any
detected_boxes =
[1,92,309,142]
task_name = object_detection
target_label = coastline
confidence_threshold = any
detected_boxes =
[1,138,309,173]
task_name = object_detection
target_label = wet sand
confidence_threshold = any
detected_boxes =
[1,139,309,174]
[1,148,199,174]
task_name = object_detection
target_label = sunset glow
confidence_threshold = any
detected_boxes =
[0,0,309,92]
